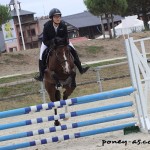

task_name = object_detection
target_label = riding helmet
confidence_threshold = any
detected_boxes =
[49,8,62,19]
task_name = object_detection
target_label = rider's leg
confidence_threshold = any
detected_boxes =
[34,42,47,81]
[71,72,76,87]
[69,42,89,74]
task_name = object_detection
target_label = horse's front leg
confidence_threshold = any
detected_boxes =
[54,90,61,125]
[52,72,62,90]
[54,108,61,126]
[44,83,61,126]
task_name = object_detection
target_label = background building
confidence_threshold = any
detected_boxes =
[9,0,39,50]
[0,31,5,52]
[2,0,123,52]
[62,11,123,39]
[2,0,39,52]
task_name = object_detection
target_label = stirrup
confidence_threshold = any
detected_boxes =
[34,73,43,81]
[80,66,90,74]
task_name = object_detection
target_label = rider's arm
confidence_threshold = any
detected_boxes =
[64,24,69,45]
[42,25,51,47]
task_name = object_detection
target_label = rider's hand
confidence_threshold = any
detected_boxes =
[51,38,56,45]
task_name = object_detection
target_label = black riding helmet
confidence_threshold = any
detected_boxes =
[49,8,62,19]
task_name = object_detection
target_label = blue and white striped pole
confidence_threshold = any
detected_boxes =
[0,101,133,130]
[0,87,135,119]
[0,112,134,142]
[0,122,136,150]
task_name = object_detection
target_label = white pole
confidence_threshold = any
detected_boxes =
[14,0,26,50]
[96,70,102,92]
[40,82,46,103]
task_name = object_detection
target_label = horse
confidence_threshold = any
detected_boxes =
[44,44,76,126]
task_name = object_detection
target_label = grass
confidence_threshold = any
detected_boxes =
[0,63,131,111]
[84,58,127,67]
[0,76,131,111]
[0,73,36,84]
[85,46,105,54]
[112,48,119,51]
[4,53,25,59]
[0,82,39,97]
[2,53,28,65]
[0,58,127,84]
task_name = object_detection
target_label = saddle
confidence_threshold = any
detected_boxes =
[42,47,52,68]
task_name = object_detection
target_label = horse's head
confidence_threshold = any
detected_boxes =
[53,45,74,74]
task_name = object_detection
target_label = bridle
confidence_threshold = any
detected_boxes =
[54,46,70,73]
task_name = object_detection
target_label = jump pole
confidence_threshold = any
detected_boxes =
[0,112,134,142]
[0,122,136,150]
[0,101,133,130]
[0,87,135,119]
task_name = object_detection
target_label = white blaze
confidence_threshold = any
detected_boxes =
[63,52,69,73]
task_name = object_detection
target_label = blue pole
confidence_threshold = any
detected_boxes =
[0,122,136,150]
[0,101,133,130]
[0,87,135,119]
[76,86,135,104]
[0,112,134,141]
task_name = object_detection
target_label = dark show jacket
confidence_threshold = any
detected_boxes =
[42,20,69,47]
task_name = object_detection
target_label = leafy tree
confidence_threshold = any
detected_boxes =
[84,0,128,38]
[0,5,11,28]
[125,0,150,29]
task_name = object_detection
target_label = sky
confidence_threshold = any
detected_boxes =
[0,0,88,17]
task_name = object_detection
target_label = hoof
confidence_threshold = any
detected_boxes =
[54,120,61,126]
[80,66,90,74]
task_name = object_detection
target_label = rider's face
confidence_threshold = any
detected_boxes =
[53,15,61,24]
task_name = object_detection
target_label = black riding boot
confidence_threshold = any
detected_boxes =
[69,46,89,74]
[34,60,45,81]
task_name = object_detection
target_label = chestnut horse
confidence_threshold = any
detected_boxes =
[44,45,76,126]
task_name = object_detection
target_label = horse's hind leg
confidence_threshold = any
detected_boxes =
[63,86,75,100]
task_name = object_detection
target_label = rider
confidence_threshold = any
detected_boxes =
[34,8,89,81]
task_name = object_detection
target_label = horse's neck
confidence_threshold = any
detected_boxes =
[47,51,56,70]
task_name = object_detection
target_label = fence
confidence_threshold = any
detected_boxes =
[0,61,131,103]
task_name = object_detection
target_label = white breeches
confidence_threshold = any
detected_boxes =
[39,41,75,60]
[39,42,48,60]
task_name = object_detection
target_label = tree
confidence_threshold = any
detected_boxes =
[84,0,128,38]
[125,0,150,29]
[0,5,11,28]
